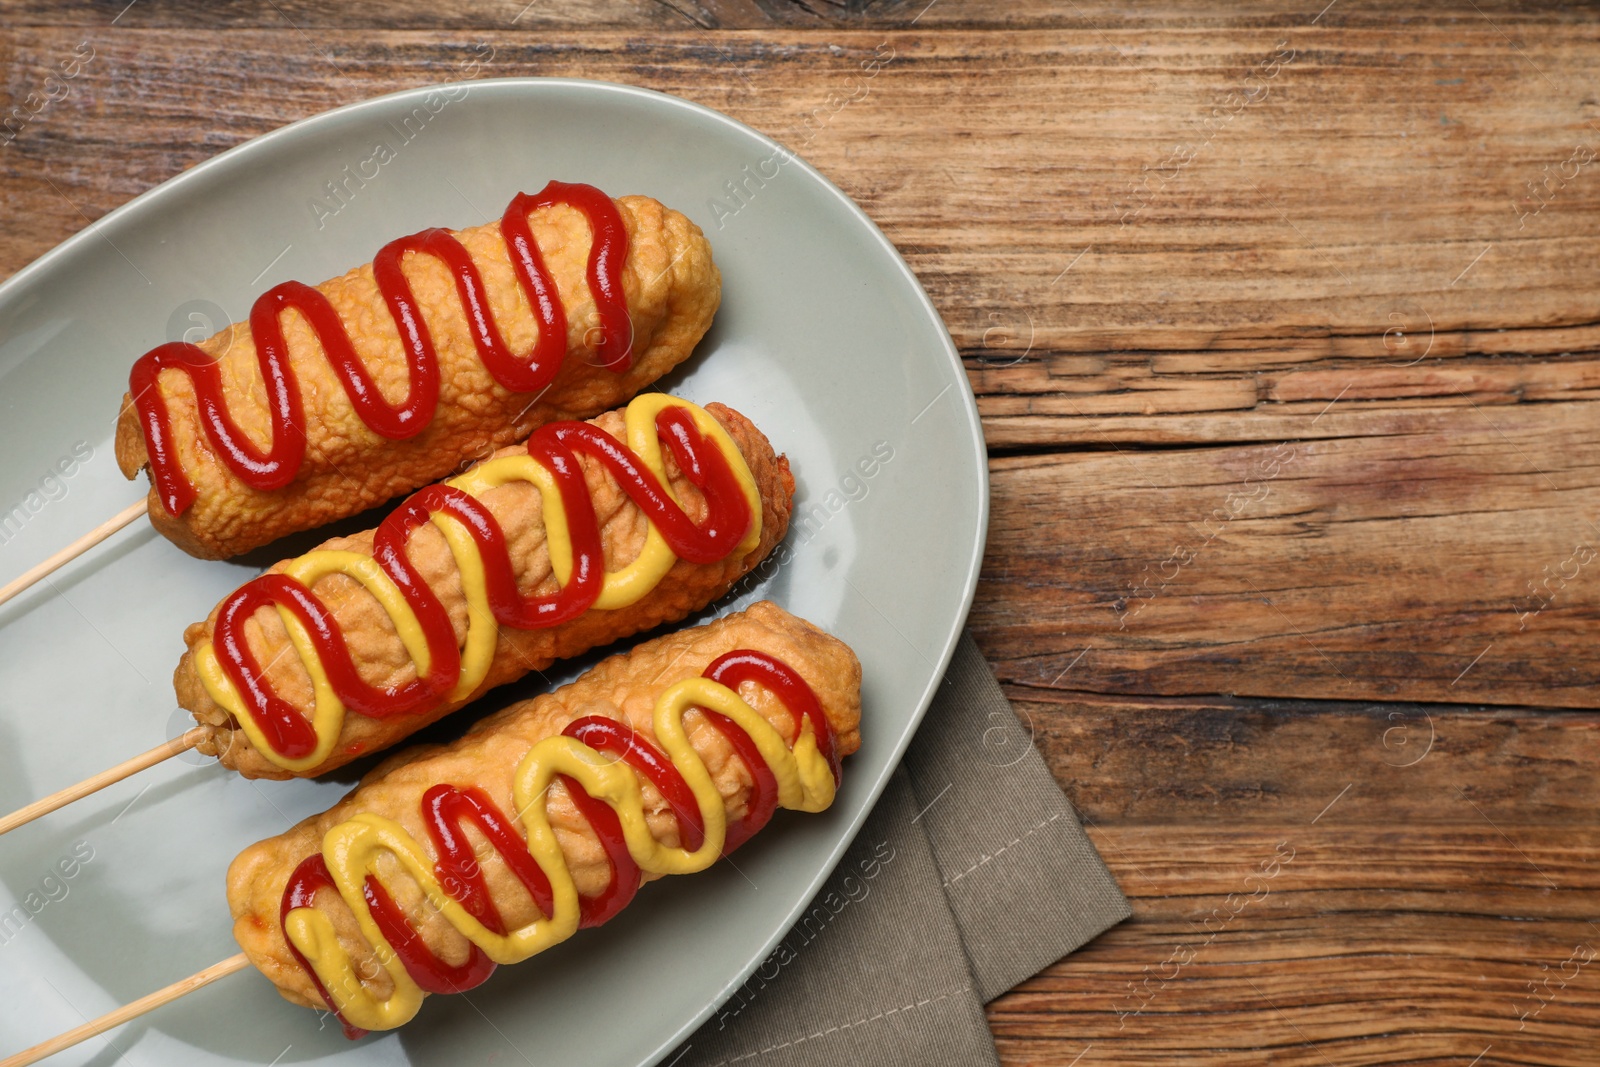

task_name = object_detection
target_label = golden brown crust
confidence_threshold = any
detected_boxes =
[117,195,720,560]
[227,602,862,1013]
[178,401,793,780]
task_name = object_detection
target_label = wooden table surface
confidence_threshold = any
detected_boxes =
[6,2,1599,1063]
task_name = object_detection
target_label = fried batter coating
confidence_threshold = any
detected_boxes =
[176,402,792,780]
[227,601,861,1014]
[116,195,720,559]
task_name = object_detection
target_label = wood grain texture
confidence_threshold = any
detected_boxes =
[3,4,1597,1064]
[975,401,1600,708]
[994,689,1600,1067]
[3,1,1592,29]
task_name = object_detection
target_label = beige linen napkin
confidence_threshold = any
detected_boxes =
[671,633,1131,1066]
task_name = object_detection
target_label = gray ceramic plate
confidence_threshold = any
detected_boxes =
[0,79,986,1067]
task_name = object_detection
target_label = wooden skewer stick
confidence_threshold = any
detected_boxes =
[0,499,150,610]
[0,728,206,836]
[0,952,250,1067]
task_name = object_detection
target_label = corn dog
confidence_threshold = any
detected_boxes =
[176,393,793,780]
[227,602,861,1034]
[116,182,721,560]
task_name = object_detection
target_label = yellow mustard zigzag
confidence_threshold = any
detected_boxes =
[286,674,837,1030]
[192,394,762,773]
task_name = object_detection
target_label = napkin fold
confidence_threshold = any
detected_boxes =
[673,633,1131,1067]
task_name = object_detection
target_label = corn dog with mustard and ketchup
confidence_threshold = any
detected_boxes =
[228,602,860,1034]
[178,393,791,780]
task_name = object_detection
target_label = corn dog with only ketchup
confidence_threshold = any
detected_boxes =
[116,182,721,560]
